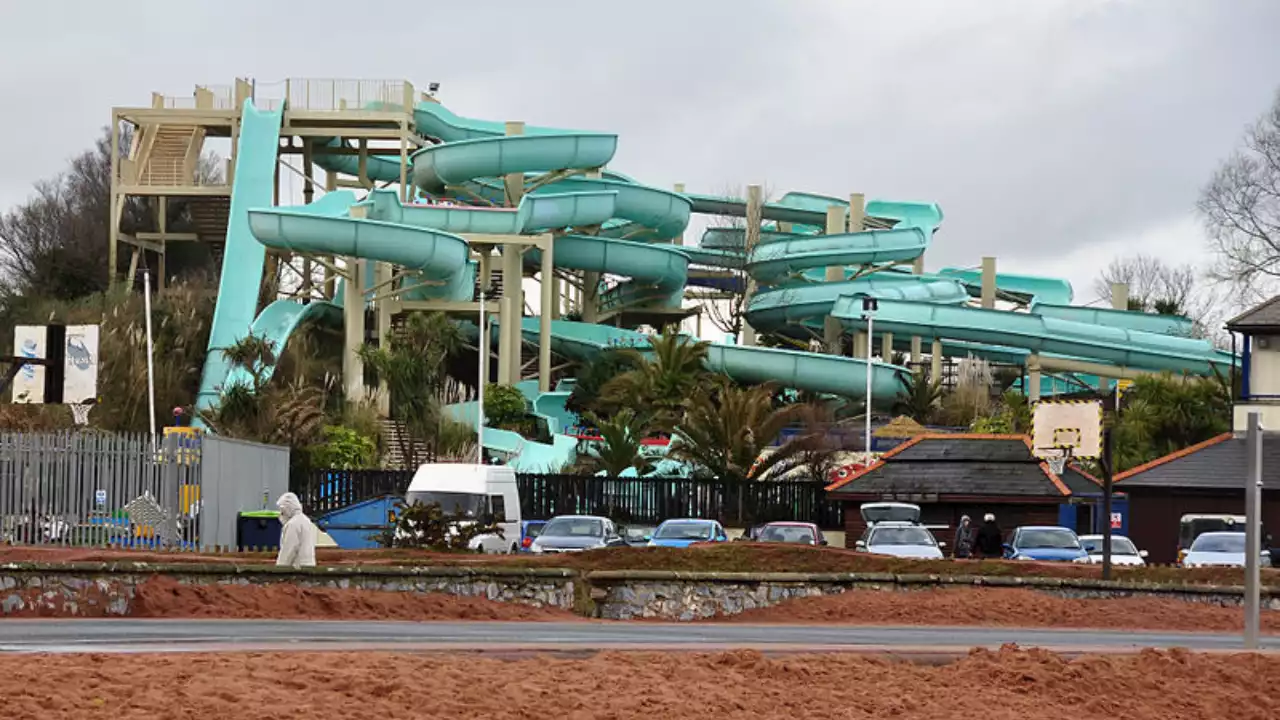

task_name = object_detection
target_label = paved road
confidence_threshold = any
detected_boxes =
[0,620,1277,654]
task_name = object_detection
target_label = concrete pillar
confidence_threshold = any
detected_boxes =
[853,332,868,360]
[375,261,393,415]
[504,121,525,207]
[538,236,554,393]
[673,183,686,246]
[881,332,894,362]
[910,335,923,371]
[1111,282,1129,310]
[499,245,523,384]
[742,184,763,347]
[981,256,996,309]
[582,270,600,323]
[930,339,943,384]
[1028,354,1042,403]
[550,275,561,320]
[823,204,845,354]
[848,193,865,232]
[342,261,366,403]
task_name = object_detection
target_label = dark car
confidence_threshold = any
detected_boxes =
[756,521,828,546]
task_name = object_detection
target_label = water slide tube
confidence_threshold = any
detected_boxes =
[195,101,284,418]
[829,297,1228,376]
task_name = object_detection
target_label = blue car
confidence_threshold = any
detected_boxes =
[648,518,728,548]
[1004,526,1089,562]
[518,520,548,553]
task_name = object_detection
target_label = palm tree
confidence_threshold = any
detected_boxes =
[583,409,650,476]
[564,348,641,417]
[671,381,811,483]
[893,372,943,424]
[198,335,328,449]
[601,331,711,433]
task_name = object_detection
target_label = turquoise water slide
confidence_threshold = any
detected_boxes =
[195,101,284,416]
[829,297,1227,375]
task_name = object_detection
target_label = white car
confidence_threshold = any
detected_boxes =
[1078,534,1148,566]
[856,521,945,560]
[1182,531,1269,568]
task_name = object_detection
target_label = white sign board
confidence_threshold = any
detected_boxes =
[63,324,99,404]
[11,325,46,404]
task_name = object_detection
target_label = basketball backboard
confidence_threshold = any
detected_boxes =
[11,324,99,405]
[1031,399,1103,462]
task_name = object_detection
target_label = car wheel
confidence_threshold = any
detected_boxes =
[509,543,518,554]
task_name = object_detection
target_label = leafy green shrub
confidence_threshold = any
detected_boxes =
[309,425,379,469]
[371,500,501,550]
[484,383,528,429]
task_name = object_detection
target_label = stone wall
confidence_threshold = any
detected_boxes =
[584,570,1280,620]
[3,562,1275,620]
[0,563,575,617]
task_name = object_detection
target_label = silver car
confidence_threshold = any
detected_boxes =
[1181,531,1269,568]
[529,515,625,553]
[856,521,945,560]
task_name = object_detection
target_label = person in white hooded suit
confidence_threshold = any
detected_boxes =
[275,492,317,569]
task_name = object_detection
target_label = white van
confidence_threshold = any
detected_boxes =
[404,463,521,554]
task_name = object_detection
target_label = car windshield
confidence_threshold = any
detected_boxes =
[1191,533,1246,554]
[405,491,484,517]
[868,527,934,546]
[624,527,653,541]
[759,525,817,544]
[1017,529,1080,549]
[655,521,713,540]
[1081,537,1138,555]
[541,518,603,538]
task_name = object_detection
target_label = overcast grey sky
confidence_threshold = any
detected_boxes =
[2,0,1278,305]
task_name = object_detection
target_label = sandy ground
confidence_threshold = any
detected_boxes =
[722,587,1280,633]
[1,647,1277,719]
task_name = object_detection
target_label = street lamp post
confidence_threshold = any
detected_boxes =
[862,296,879,463]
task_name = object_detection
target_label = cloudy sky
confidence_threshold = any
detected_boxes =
[1,0,1277,310]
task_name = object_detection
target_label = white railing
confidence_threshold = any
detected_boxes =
[252,78,413,112]
[155,85,235,111]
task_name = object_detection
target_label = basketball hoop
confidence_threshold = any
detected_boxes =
[70,404,92,427]
[1041,448,1070,476]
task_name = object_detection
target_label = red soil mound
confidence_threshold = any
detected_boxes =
[1,647,1276,719]
[721,586,1280,633]
[125,576,575,621]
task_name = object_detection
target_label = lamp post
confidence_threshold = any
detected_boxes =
[477,283,488,464]
[862,296,878,463]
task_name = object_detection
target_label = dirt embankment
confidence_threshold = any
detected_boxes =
[720,586,1280,633]
[4,543,1276,589]
[1,647,1277,719]
[4,576,575,621]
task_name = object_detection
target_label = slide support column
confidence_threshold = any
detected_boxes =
[503,121,525,206]
[500,244,522,384]
[742,184,762,347]
[881,333,894,362]
[1027,354,1042,403]
[981,256,996,309]
[822,204,846,354]
[342,260,366,404]
[1110,282,1129,310]
[538,235,554,393]
[582,271,600,323]
[930,339,943,386]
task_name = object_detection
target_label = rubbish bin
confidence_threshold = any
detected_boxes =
[237,510,282,551]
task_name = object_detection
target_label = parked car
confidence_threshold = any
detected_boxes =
[622,525,655,547]
[1003,526,1089,562]
[855,521,944,559]
[1177,514,1245,565]
[860,501,922,526]
[529,515,626,553]
[648,519,728,548]
[518,520,547,553]
[1078,534,1148,566]
[1181,531,1269,568]
[756,521,828,546]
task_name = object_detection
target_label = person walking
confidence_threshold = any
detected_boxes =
[953,515,976,559]
[275,492,318,569]
[973,513,1004,559]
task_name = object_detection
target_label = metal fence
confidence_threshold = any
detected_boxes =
[0,431,289,551]
[291,469,843,530]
